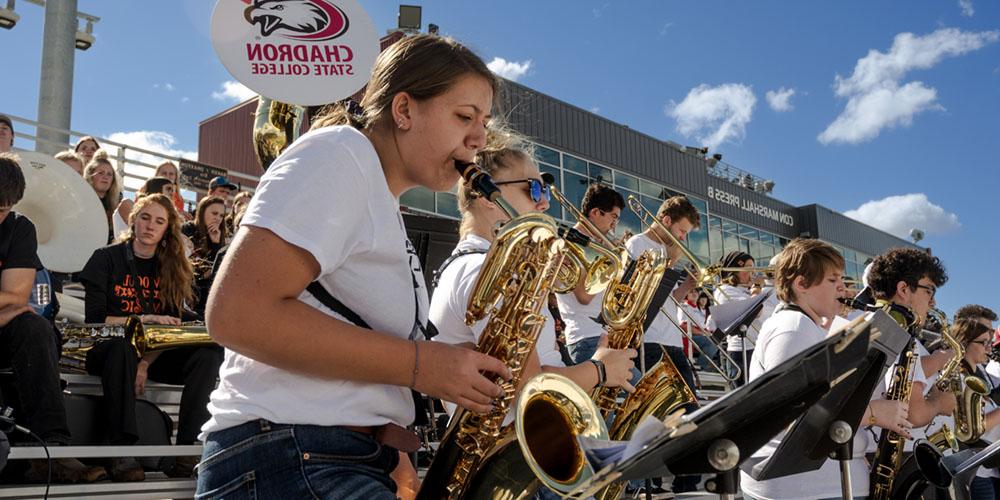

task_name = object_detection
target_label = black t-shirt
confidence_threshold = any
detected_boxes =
[0,212,42,272]
[183,221,224,263]
[79,241,173,322]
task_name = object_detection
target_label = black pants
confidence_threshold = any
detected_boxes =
[86,340,223,445]
[0,312,71,445]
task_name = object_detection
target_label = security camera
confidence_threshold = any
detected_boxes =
[75,29,94,50]
[909,228,924,243]
[0,6,19,30]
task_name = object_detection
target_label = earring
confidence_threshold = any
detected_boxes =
[161,239,167,248]
[397,120,406,129]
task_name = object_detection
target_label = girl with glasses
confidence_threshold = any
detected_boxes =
[197,35,512,499]
[429,136,637,498]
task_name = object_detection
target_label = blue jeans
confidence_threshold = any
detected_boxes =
[970,475,1000,500]
[196,419,399,499]
[566,336,601,365]
[691,335,719,371]
[726,348,754,387]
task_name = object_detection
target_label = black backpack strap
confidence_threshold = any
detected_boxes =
[431,249,488,288]
[306,282,371,329]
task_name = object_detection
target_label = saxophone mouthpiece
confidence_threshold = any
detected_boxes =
[455,160,501,202]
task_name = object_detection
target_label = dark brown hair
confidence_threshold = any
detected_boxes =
[193,196,228,253]
[0,152,25,207]
[868,247,948,300]
[774,238,845,303]
[312,34,500,132]
[581,183,624,217]
[955,304,998,323]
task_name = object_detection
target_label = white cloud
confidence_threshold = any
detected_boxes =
[820,28,999,144]
[844,193,961,239]
[153,83,175,91]
[590,106,601,113]
[592,3,610,18]
[666,83,756,150]
[959,0,974,17]
[487,57,532,82]
[211,80,257,103]
[181,96,190,103]
[658,22,674,36]
[765,87,796,112]
[105,131,197,188]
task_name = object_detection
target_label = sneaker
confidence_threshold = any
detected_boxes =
[164,455,199,478]
[25,458,107,483]
[109,457,145,482]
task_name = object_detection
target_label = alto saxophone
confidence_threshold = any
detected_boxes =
[416,164,568,500]
[869,301,921,500]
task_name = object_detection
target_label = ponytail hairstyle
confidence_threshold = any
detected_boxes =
[719,250,754,286]
[456,127,532,239]
[311,34,500,132]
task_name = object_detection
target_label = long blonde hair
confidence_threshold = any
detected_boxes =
[125,194,194,314]
[83,150,120,215]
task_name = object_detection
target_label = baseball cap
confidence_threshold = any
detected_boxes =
[209,176,237,191]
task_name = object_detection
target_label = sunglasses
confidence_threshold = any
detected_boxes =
[495,178,551,203]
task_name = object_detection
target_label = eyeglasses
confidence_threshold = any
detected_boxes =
[495,178,550,203]
[599,209,620,222]
[972,338,992,348]
[913,284,937,298]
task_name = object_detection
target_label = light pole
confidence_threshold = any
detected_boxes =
[35,0,78,155]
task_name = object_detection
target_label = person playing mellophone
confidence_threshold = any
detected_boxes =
[80,194,222,481]
[740,238,913,500]
[196,34,514,499]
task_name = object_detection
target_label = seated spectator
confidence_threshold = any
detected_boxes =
[206,176,236,208]
[0,114,14,153]
[0,152,107,483]
[224,191,251,234]
[74,136,101,166]
[79,194,223,481]
[113,176,175,240]
[153,161,188,218]
[182,196,227,315]
[83,150,120,243]
[54,150,84,175]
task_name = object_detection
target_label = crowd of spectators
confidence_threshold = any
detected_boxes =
[0,115,252,484]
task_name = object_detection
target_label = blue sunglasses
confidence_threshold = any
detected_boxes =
[495,178,551,203]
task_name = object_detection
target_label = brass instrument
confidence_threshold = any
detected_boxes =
[545,185,625,296]
[928,308,989,443]
[926,424,960,453]
[60,316,213,371]
[626,195,746,383]
[252,96,304,171]
[869,302,920,500]
[515,373,609,495]
[416,162,568,500]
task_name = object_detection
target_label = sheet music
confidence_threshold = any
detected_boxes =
[578,416,678,469]
[711,289,772,333]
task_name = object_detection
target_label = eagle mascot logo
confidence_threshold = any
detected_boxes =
[244,0,350,41]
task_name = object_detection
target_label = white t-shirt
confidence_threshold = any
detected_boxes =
[714,284,762,352]
[429,235,563,368]
[678,302,707,331]
[980,362,1000,479]
[429,235,562,419]
[740,306,871,499]
[201,126,427,436]
[556,287,606,346]
[624,233,683,348]
[872,339,932,451]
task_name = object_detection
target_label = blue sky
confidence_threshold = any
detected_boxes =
[2,0,997,315]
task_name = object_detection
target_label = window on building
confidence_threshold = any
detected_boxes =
[589,163,613,185]
[614,171,639,192]
[400,186,435,213]
[539,164,562,220]
[563,171,590,214]
[436,192,460,219]
[563,154,587,174]
[639,179,662,199]
[535,144,560,167]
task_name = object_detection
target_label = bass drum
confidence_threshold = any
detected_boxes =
[12,151,107,273]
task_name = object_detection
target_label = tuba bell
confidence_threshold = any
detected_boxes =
[12,151,108,272]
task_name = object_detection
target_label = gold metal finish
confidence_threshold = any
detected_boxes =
[252,96,303,171]
[417,170,569,499]
[60,316,213,371]
[547,185,626,296]
[515,373,609,495]
[929,308,990,443]
[926,424,959,453]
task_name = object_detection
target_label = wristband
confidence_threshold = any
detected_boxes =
[589,359,607,387]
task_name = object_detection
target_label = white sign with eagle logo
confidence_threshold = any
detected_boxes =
[211,0,379,106]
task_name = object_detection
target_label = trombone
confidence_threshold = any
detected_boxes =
[626,195,751,384]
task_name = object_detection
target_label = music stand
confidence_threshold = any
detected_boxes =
[745,311,911,498]
[711,292,770,385]
[567,314,874,499]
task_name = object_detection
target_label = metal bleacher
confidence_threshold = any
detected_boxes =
[0,374,200,499]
